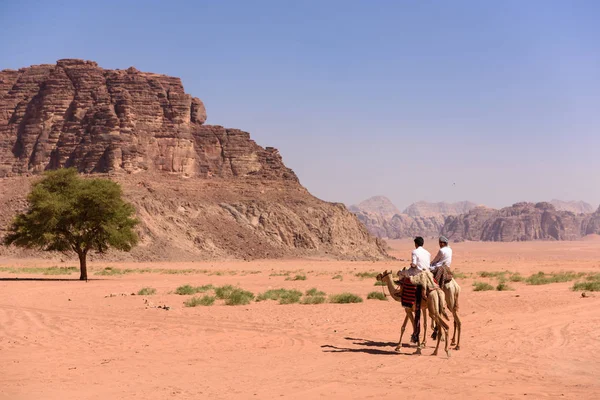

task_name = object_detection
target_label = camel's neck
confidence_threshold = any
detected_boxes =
[383,274,402,301]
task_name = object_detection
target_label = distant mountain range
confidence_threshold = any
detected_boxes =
[349,196,600,241]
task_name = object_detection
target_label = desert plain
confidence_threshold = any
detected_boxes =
[1,238,599,400]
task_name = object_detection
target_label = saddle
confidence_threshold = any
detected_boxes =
[433,265,454,286]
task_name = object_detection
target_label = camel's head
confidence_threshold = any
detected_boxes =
[376,270,392,281]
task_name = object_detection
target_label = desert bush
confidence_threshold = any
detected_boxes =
[478,271,507,279]
[301,295,326,304]
[137,287,157,295]
[224,288,255,305]
[453,271,469,279]
[305,288,325,297]
[332,274,343,280]
[184,295,215,307]
[572,281,600,291]
[176,284,214,295]
[329,293,363,304]
[367,291,387,300]
[214,285,236,299]
[525,271,584,285]
[496,282,513,291]
[285,274,306,281]
[355,272,378,279]
[509,273,524,282]
[472,282,494,291]
[256,288,302,304]
[373,280,385,286]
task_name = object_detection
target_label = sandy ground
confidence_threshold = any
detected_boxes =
[1,238,599,399]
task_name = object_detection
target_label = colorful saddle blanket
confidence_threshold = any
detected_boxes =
[400,278,417,308]
[433,265,454,286]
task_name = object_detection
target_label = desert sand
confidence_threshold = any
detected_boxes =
[1,238,599,399]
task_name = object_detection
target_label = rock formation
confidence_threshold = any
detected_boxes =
[549,199,595,214]
[402,201,478,218]
[349,197,473,239]
[0,59,295,180]
[0,60,387,260]
[441,202,596,241]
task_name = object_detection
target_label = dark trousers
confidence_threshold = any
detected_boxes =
[412,285,422,343]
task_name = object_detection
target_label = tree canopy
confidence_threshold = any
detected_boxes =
[4,169,138,280]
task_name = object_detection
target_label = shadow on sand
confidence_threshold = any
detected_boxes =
[321,337,419,355]
[0,277,101,282]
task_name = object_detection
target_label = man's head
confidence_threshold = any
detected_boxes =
[414,236,424,248]
[439,235,449,248]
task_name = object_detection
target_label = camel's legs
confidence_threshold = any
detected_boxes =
[395,311,412,352]
[420,307,428,348]
[453,310,462,350]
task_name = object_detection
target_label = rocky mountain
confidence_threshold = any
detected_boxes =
[350,197,473,239]
[348,196,400,219]
[0,60,387,260]
[403,201,479,218]
[549,200,595,214]
[441,202,599,241]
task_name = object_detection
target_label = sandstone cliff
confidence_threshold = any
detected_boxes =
[348,196,401,219]
[0,59,295,180]
[441,202,594,241]
[0,60,387,260]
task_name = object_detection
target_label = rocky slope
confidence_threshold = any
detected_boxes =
[0,60,387,260]
[441,202,599,242]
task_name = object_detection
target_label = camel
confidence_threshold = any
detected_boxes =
[438,277,462,350]
[376,271,428,352]
[377,269,451,357]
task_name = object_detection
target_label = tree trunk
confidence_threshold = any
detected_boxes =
[78,251,88,281]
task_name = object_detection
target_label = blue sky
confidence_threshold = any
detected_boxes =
[2,0,599,209]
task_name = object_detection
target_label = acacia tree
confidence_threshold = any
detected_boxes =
[4,169,138,280]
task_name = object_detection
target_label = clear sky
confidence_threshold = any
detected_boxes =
[2,0,599,210]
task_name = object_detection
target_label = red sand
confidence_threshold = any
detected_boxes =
[1,238,599,399]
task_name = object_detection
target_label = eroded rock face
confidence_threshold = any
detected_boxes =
[0,59,295,180]
[442,202,592,241]
[0,60,388,260]
[402,201,478,218]
[549,199,595,214]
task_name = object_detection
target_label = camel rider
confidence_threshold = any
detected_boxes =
[398,236,430,344]
[430,236,454,286]
[430,236,452,270]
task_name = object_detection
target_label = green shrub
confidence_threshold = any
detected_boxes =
[305,288,325,297]
[572,281,600,291]
[224,288,255,305]
[285,274,306,281]
[453,271,468,279]
[525,271,584,285]
[473,282,494,291]
[214,285,236,299]
[478,271,507,279]
[367,291,387,300]
[256,288,302,304]
[301,295,326,304]
[509,273,524,282]
[137,287,157,295]
[175,284,196,295]
[355,272,378,279]
[496,282,513,291]
[184,295,215,307]
[373,280,385,286]
[329,293,363,304]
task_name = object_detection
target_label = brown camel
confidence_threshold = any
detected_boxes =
[407,270,451,356]
[376,270,429,352]
[441,277,462,350]
[377,270,451,357]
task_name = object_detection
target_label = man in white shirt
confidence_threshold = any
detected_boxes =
[430,235,452,270]
[399,236,430,344]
